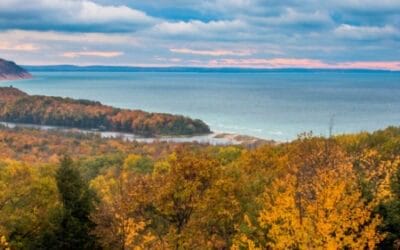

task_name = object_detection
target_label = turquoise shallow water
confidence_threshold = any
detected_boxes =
[2,71,400,141]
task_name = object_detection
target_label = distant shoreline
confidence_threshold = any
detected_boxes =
[0,121,273,147]
[23,65,400,73]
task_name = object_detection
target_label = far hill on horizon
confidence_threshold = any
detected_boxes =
[24,65,400,73]
[0,58,32,81]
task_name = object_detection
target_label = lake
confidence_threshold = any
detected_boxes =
[2,70,400,141]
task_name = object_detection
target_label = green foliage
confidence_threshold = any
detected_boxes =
[378,166,400,249]
[76,153,126,181]
[0,160,59,249]
[123,154,154,174]
[50,156,97,250]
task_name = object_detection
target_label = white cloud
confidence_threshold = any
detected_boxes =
[152,19,246,37]
[334,24,399,40]
[76,1,154,24]
[281,8,331,25]
[0,30,140,45]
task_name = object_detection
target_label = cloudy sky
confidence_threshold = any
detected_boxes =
[0,0,399,69]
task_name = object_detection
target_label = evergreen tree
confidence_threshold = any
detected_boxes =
[54,156,97,249]
[378,167,400,249]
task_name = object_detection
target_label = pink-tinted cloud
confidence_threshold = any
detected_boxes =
[334,61,400,71]
[61,51,123,58]
[208,58,329,68]
[208,58,400,70]
[0,41,39,51]
[170,48,254,56]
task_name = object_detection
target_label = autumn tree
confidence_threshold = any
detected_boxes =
[152,149,223,248]
[90,155,156,249]
[234,137,384,249]
[0,160,59,249]
[259,164,382,249]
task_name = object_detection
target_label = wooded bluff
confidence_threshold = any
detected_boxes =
[0,87,210,136]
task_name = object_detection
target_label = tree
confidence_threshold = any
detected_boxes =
[90,161,155,250]
[236,137,384,249]
[376,158,400,249]
[150,149,219,248]
[258,164,382,249]
[52,156,97,249]
[0,160,59,249]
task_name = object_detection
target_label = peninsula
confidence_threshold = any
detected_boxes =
[0,87,211,137]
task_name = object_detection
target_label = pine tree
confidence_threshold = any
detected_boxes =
[54,156,97,249]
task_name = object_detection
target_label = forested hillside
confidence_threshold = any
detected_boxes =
[0,125,399,249]
[0,87,210,136]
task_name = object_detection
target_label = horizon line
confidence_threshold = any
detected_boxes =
[23,64,400,72]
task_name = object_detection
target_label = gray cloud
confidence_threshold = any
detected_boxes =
[334,24,400,40]
[0,0,156,32]
[0,0,399,68]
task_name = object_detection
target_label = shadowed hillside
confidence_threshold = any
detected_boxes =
[0,58,32,80]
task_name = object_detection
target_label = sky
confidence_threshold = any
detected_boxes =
[0,0,399,70]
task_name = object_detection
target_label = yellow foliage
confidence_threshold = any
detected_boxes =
[0,235,10,250]
[124,154,142,169]
[0,160,59,248]
[90,166,156,249]
[256,158,384,249]
[2,127,400,249]
[357,150,400,202]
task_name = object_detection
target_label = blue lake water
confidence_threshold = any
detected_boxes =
[2,71,400,141]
